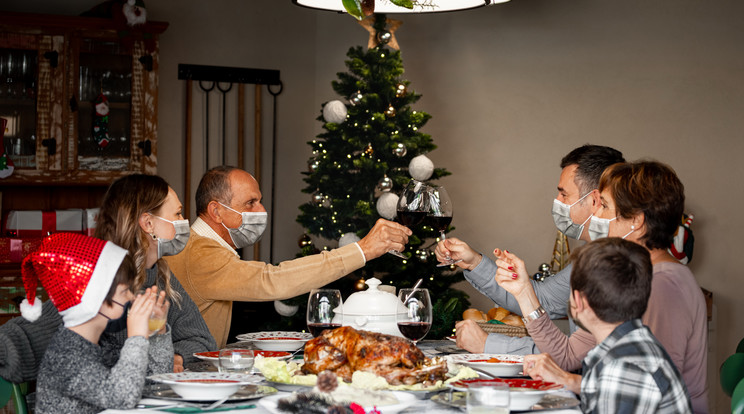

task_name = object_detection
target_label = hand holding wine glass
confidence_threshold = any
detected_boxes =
[396,288,432,344]
[428,185,461,267]
[388,180,430,259]
[307,289,343,337]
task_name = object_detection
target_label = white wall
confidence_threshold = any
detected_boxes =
[3,1,743,412]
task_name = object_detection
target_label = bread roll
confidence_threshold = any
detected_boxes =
[501,314,525,327]
[487,306,510,321]
[462,308,487,322]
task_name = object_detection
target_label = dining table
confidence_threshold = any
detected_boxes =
[98,340,581,414]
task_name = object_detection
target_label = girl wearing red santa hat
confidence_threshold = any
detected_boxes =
[21,233,173,414]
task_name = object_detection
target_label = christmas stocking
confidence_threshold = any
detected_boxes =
[93,93,110,149]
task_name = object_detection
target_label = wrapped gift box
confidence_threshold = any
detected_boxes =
[83,208,100,236]
[0,236,45,263]
[4,209,84,237]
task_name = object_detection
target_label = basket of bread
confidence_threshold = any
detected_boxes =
[462,306,529,337]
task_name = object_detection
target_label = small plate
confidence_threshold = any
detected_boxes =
[259,391,416,414]
[263,380,313,393]
[143,383,277,402]
[235,331,313,352]
[448,353,524,377]
[446,335,457,342]
[448,378,563,411]
[147,372,261,401]
[193,350,291,366]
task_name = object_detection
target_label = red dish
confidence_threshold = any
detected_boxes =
[450,378,563,391]
[194,350,291,359]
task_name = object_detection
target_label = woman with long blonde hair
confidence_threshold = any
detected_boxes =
[95,174,216,372]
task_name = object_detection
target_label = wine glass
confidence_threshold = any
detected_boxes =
[428,185,462,267]
[396,288,432,344]
[307,289,343,337]
[388,179,430,259]
[218,349,255,374]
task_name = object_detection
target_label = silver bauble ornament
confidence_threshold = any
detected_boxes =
[376,30,392,45]
[376,192,399,220]
[308,159,319,173]
[323,100,347,124]
[378,176,393,192]
[395,83,407,98]
[349,91,363,106]
[415,249,429,263]
[385,105,396,118]
[409,154,434,181]
[311,191,325,206]
[274,300,299,317]
[339,232,361,247]
[393,143,407,157]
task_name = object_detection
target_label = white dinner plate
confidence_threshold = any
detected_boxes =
[447,353,524,377]
[235,331,313,352]
[147,372,260,401]
[259,391,416,414]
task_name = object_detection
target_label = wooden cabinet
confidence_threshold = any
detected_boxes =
[0,12,167,322]
[0,11,167,185]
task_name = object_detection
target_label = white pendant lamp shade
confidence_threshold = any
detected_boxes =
[293,0,509,14]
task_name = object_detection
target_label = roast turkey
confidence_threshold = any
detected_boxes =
[302,326,447,385]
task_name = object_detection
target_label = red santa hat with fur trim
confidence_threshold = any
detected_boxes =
[21,233,127,327]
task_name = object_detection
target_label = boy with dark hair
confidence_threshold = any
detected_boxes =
[524,238,692,413]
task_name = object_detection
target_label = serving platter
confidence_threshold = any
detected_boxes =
[448,378,564,410]
[236,331,313,352]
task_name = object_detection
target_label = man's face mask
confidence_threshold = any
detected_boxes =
[100,300,131,333]
[151,215,190,258]
[587,215,616,241]
[552,191,592,240]
[219,203,267,249]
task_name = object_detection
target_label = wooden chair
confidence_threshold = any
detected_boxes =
[0,377,28,414]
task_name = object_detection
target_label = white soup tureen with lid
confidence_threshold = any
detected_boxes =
[332,278,408,337]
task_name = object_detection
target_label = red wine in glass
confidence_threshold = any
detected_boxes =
[397,321,432,342]
[307,322,342,337]
[428,215,452,232]
[397,211,427,227]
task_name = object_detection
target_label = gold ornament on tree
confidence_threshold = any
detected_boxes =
[395,83,407,98]
[363,143,374,156]
[298,233,313,248]
[385,104,397,117]
[355,278,367,291]
[550,230,571,272]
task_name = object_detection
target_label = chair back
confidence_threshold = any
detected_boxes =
[0,377,28,414]
[721,353,744,397]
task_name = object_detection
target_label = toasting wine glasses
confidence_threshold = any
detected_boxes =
[388,180,430,259]
[427,185,461,266]
[396,288,432,344]
[307,289,343,337]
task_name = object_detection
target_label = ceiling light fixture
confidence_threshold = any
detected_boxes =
[293,0,509,15]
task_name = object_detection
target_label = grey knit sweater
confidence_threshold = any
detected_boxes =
[35,326,173,414]
[0,264,216,383]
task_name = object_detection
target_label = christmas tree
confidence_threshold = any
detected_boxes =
[277,15,469,339]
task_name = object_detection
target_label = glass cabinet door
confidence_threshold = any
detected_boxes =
[0,48,38,169]
[77,38,132,171]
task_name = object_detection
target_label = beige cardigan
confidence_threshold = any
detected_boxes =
[165,228,365,348]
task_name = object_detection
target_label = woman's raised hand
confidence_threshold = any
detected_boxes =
[493,249,533,298]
